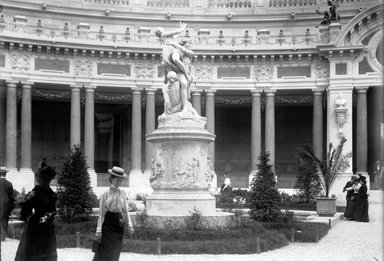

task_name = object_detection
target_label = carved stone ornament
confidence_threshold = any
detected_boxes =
[253,63,273,81]
[312,60,329,78]
[334,92,348,137]
[193,63,214,81]
[10,52,31,71]
[73,59,93,76]
[134,63,155,79]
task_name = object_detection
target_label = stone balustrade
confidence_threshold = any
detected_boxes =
[0,0,376,13]
[0,17,320,48]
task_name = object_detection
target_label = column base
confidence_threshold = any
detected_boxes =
[127,169,153,198]
[87,168,98,190]
[8,168,35,192]
[249,170,258,189]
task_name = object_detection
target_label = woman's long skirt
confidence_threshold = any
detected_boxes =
[93,212,124,261]
[344,199,356,219]
[352,198,369,222]
[15,216,57,261]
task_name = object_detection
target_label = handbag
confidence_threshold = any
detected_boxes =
[92,240,101,253]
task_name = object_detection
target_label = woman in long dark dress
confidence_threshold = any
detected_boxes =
[351,175,369,222]
[15,166,58,261]
[93,166,134,261]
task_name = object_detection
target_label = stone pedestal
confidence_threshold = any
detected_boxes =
[319,25,330,44]
[329,23,341,43]
[146,112,216,216]
[8,169,35,192]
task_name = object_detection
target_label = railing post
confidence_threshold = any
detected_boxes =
[157,237,161,255]
[76,232,80,248]
[256,237,261,254]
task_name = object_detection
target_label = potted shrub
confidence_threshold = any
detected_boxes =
[298,137,352,216]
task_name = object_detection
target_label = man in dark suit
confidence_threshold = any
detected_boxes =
[0,166,15,241]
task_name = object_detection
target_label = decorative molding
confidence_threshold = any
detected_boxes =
[73,58,93,76]
[312,60,329,79]
[253,63,273,81]
[9,52,31,71]
[134,63,155,79]
[193,63,214,81]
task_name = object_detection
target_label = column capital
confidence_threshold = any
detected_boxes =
[70,84,83,89]
[84,84,97,90]
[145,88,156,94]
[131,88,143,94]
[355,86,369,93]
[251,89,262,96]
[21,82,34,89]
[205,89,216,95]
[191,90,203,94]
[6,81,19,88]
[265,90,276,96]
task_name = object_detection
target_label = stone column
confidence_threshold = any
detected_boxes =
[191,90,202,116]
[20,83,33,170]
[129,89,144,190]
[250,90,262,186]
[356,87,368,174]
[5,82,18,172]
[70,85,81,148]
[265,90,276,170]
[313,90,324,160]
[0,84,6,165]
[144,89,156,188]
[205,90,216,165]
[18,82,35,191]
[84,86,97,188]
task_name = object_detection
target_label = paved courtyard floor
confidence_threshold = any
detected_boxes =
[1,190,383,261]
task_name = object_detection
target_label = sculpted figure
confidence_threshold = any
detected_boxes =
[156,22,195,114]
[162,71,198,116]
[316,0,340,26]
[155,22,194,84]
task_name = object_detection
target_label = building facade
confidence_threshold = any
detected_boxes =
[0,0,383,197]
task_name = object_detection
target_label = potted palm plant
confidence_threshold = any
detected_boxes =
[298,137,352,216]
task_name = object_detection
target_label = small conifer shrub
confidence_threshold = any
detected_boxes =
[57,145,97,223]
[249,152,282,222]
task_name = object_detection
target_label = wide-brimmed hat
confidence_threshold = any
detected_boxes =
[0,166,8,174]
[108,166,127,178]
[359,175,367,182]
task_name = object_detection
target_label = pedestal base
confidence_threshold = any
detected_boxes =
[8,168,35,192]
[146,189,216,216]
[87,168,97,190]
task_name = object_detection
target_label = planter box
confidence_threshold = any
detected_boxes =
[316,197,337,217]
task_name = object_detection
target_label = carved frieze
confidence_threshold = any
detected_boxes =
[73,58,93,76]
[9,52,31,71]
[312,60,329,79]
[253,63,273,81]
[193,63,214,81]
[134,62,155,79]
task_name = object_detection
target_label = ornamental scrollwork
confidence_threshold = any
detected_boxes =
[10,52,31,71]
[312,60,329,79]
[73,58,93,76]
[253,63,273,81]
[193,63,214,81]
[134,63,155,79]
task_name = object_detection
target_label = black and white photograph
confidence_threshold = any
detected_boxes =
[0,0,383,260]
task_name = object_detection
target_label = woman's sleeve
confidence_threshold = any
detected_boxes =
[20,191,35,221]
[122,191,133,227]
[96,193,106,233]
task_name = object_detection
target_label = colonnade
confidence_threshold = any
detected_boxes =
[0,81,370,191]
